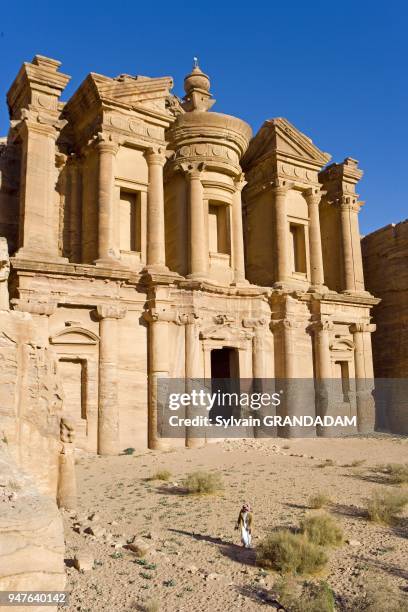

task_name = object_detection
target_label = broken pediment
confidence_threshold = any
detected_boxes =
[242,117,331,171]
[64,72,174,122]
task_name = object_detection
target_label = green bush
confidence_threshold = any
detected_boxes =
[256,530,327,575]
[182,471,223,494]
[300,513,343,547]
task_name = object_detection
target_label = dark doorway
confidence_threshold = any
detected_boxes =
[210,347,240,422]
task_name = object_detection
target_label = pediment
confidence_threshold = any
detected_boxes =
[64,72,173,120]
[50,327,99,345]
[242,117,331,170]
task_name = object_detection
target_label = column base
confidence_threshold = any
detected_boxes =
[142,263,170,274]
[307,284,330,294]
[231,277,250,287]
[94,256,129,269]
[186,272,209,282]
[341,289,372,298]
[148,438,170,451]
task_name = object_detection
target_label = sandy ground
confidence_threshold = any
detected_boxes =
[60,436,408,611]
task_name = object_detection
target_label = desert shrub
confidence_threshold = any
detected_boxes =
[150,469,172,482]
[344,459,366,468]
[300,513,343,547]
[256,530,327,575]
[142,599,160,612]
[123,447,135,455]
[274,576,335,612]
[182,471,223,494]
[353,575,407,611]
[366,489,408,524]
[308,492,331,509]
[316,459,336,468]
[375,463,408,485]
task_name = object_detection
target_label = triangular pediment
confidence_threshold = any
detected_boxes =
[242,117,331,170]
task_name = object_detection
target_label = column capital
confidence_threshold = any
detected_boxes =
[338,195,362,212]
[144,146,167,166]
[95,135,119,156]
[242,317,268,329]
[271,179,295,196]
[350,322,376,334]
[179,161,206,179]
[311,319,334,334]
[304,187,326,205]
[96,304,127,320]
[12,297,57,316]
[142,308,179,323]
[233,173,247,192]
[271,317,300,332]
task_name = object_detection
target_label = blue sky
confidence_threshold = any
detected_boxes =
[1,1,406,234]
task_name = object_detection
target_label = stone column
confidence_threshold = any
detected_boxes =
[186,165,208,279]
[243,317,272,437]
[67,155,82,263]
[144,309,172,450]
[272,182,292,287]
[16,121,65,262]
[184,313,204,448]
[144,148,168,271]
[350,322,376,433]
[349,200,366,293]
[231,175,248,285]
[340,197,357,292]
[96,304,126,455]
[313,320,334,436]
[95,139,120,266]
[305,188,325,289]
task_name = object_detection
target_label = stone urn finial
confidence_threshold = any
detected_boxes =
[182,59,215,112]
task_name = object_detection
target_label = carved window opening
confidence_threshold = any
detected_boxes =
[335,360,350,402]
[289,222,307,274]
[119,189,141,253]
[208,202,230,255]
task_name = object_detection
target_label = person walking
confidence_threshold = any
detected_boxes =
[235,502,253,548]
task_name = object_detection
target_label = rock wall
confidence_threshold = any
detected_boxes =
[362,220,408,434]
[0,238,69,610]
[362,220,408,378]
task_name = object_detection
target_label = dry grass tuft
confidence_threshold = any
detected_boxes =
[373,463,408,485]
[182,471,223,494]
[300,513,343,547]
[142,599,160,612]
[256,530,327,575]
[274,576,335,612]
[316,459,336,468]
[366,489,408,524]
[308,492,331,509]
[353,574,407,611]
[149,469,172,482]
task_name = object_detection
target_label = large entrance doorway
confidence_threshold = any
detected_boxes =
[59,358,88,448]
[210,347,240,422]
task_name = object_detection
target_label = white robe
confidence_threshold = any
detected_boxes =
[241,511,251,548]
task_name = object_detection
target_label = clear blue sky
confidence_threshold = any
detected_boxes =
[1,1,406,234]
